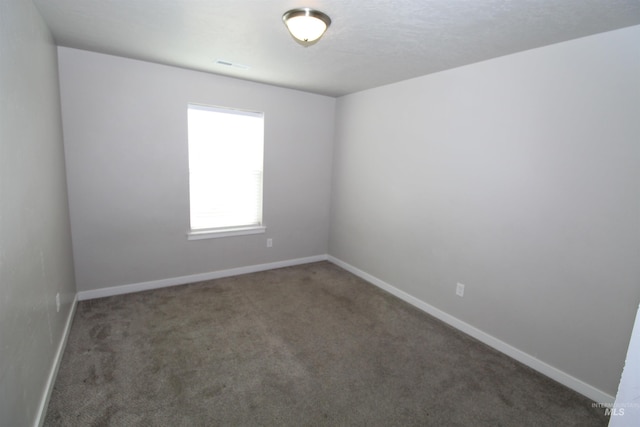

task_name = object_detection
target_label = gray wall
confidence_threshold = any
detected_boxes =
[329,25,640,397]
[57,47,335,292]
[0,1,77,425]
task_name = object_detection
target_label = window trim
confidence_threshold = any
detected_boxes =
[186,103,265,240]
[187,225,266,241]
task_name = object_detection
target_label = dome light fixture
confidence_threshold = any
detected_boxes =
[282,8,331,45]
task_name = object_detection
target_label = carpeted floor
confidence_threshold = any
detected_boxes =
[45,261,607,426]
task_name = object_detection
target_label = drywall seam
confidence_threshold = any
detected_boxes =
[327,255,614,404]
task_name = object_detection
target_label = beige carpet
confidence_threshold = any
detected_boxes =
[45,261,607,426]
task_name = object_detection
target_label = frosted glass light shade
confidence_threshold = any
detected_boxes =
[283,8,331,43]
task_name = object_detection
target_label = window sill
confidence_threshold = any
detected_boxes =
[187,225,266,240]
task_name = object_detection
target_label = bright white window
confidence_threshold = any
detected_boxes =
[187,104,265,239]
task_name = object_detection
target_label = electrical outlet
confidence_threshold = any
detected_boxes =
[266,238,273,248]
[56,293,60,312]
[456,283,465,297]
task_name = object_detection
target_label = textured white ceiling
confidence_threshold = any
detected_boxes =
[34,0,640,97]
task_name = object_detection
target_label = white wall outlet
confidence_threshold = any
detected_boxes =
[55,293,60,312]
[266,238,273,248]
[456,283,465,297]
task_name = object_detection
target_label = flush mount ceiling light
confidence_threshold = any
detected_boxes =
[282,8,331,45]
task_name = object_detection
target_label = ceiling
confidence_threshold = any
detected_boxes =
[33,0,640,97]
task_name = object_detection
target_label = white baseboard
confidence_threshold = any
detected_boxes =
[35,294,78,427]
[72,253,614,404]
[327,255,614,404]
[77,255,328,301]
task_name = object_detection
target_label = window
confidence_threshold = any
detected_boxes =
[187,104,265,239]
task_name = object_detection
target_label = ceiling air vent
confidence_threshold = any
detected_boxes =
[214,59,250,70]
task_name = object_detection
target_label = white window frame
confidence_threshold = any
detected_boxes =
[186,103,265,240]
